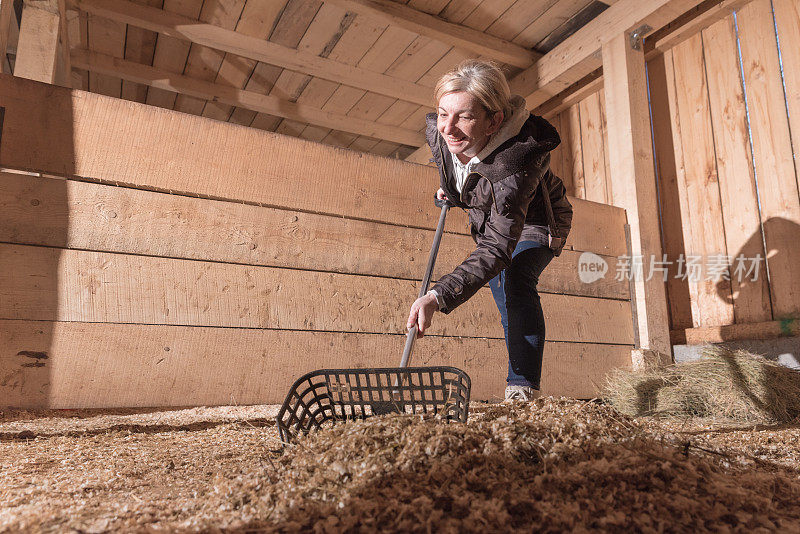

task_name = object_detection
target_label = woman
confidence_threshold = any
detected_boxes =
[406,59,573,401]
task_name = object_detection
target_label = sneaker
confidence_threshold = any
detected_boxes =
[504,385,540,402]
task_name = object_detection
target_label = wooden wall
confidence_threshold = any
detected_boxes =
[648,0,800,342]
[543,0,800,345]
[547,88,614,205]
[0,74,633,409]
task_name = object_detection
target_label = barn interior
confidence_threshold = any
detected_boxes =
[1,0,800,530]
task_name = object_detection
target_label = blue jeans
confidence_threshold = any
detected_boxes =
[488,240,554,389]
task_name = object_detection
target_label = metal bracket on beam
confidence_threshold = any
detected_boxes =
[629,24,652,50]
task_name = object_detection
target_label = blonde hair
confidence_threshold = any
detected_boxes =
[434,59,512,119]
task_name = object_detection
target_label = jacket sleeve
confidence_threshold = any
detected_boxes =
[545,168,573,252]
[431,156,548,314]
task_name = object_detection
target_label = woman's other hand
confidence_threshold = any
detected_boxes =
[407,292,439,338]
[436,188,448,202]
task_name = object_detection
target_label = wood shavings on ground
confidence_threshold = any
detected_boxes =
[2,399,800,532]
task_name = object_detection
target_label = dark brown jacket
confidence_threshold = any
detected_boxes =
[427,112,573,313]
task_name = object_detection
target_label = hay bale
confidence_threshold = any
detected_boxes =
[604,346,800,424]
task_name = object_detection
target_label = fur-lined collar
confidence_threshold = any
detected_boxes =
[472,95,530,161]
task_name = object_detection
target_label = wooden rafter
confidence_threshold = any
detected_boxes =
[15,0,61,84]
[172,0,245,115]
[0,0,14,74]
[509,0,706,109]
[56,0,70,86]
[405,145,432,165]
[200,1,284,122]
[70,49,425,146]
[539,69,604,119]
[643,0,755,57]
[69,0,433,107]
[323,0,541,69]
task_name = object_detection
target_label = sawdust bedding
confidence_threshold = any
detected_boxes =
[2,399,800,533]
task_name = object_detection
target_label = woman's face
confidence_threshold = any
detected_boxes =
[437,91,503,162]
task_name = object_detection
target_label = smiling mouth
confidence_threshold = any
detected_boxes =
[446,136,465,143]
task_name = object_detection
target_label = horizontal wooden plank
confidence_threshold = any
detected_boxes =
[671,319,800,345]
[0,244,635,344]
[0,76,628,257]
[568,196,629,256]
[0,173,630,299]
[0,74,443,227]
[0,320,634,408]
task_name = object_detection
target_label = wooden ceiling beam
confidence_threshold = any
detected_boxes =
[6,1,19,55]
[405,145,432,165]
[0,0,14,74]
[538,69,604,119]
[70,48,425,147]
[643,0,755,57]
[69,0,433,106]
[509,0,706,109]
[323,0,541,68]
[56,0,71,86]
[15,0,61,84]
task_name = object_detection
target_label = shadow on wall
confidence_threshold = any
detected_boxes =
[672,215,800,368]
[706,216,800,368]
[0,75,72,408]
[716,216,800,321]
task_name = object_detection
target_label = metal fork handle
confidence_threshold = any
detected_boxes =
[400,200,450,368]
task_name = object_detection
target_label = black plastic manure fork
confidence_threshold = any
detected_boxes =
[276,199,472,443]
[276,366,470,443]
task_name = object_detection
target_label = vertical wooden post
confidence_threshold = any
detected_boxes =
[602,31,672,360]
[55,0,71,86]
[0,0,14,74]
[14,0,61,84]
